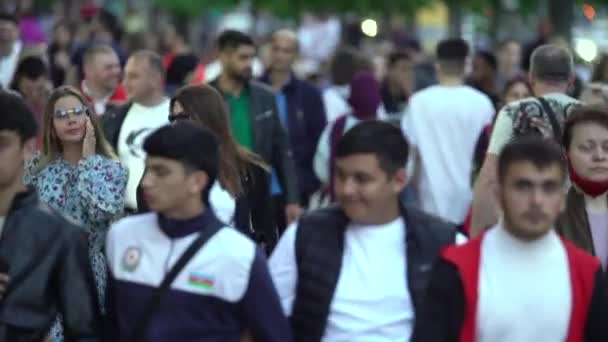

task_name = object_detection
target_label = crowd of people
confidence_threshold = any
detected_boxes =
[2,6,608,342]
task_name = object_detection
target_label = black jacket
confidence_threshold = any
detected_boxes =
[259,73,327,202]
[289,204,457,341]
[100,102,132,152]
[0,190,100,342]
[137,161,278,251]
[210,79,300,205]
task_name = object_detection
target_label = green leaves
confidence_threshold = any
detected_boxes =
[153,0,236,18]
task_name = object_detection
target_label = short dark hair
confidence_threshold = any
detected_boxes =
[217,30,255,51]
[335,120,409,175]
[387,51,410,67]
[0,12,17,24]
[11,56,48,91]
[0,90,38,142]
[83,44,116,66]
[476,50,497,71]
[562,106,608,149]
[436,38,469,62]
[497,137,566,184]
[436,38,469,75]
[130,50,165,78]
[530,44,573,83]
[143,122,219,204]
[502,75,532,99]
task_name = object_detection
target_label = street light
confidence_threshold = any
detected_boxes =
[575,38,598,63]
[361,19,378,37]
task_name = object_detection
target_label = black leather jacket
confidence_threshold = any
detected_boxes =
[0,190,100,342]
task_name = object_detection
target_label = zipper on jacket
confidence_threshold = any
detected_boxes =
[163,240,175,275]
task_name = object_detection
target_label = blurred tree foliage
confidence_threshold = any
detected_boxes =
[151,0,608,19]
[153,0,601,43]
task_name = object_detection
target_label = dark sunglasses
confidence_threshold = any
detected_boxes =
[168,112,192,123]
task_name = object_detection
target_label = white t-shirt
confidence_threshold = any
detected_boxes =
[0,40,22,89]
[313,115,361,185]
[269,217,414,341]
[401,85,494,224]
[118,99,170,209]
[209,180,236,225]
[478,225,571,342]
[322,86,351,123]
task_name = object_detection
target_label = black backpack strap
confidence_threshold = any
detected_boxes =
[132,218,223,342]
[536,97,563,140]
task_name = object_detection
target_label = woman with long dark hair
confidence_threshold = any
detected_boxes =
[138,84,277,250]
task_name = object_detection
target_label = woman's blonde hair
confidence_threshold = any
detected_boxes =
[37,86,117,170]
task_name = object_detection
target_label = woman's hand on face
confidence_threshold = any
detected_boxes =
[82,117,96,158]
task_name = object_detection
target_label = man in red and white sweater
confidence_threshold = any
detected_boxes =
[412,137,608,342]
[80,44,127,115]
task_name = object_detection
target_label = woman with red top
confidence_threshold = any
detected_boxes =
[557,106,608,270]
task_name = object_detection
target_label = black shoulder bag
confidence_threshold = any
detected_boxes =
[537,96,563,140]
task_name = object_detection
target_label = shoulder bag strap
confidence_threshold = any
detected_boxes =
[132,221,222,342]
[537,96,563,140]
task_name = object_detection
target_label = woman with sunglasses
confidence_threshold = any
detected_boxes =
[138,84,277,251]
[24,86,127,341]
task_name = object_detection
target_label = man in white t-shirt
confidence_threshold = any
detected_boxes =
[270,121,460,341]
[102,50,170,211]
[401,38,494,226]
[0,13,22,89]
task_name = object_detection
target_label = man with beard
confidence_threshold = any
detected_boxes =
[411,137,608,342]
[210,30,301,229]
[80,45,128,115]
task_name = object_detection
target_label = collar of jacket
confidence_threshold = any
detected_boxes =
[557,187,608,255]
[258,71,297,92]
[7,187,37,215]
[209,77,252,97]
[157,209,222,239]
[330,200,431,245]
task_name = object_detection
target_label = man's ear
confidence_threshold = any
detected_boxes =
[393,168,407,192]
[22,137,36,162]
[190,170,210,194]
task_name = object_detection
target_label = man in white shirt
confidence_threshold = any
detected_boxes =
[412,137,607,342]
[270,121,459,341]
[102,50,170,212]
[402,38,494,226]
[0,13,22,89]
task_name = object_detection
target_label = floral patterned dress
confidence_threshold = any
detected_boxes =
[24,152,127,341]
